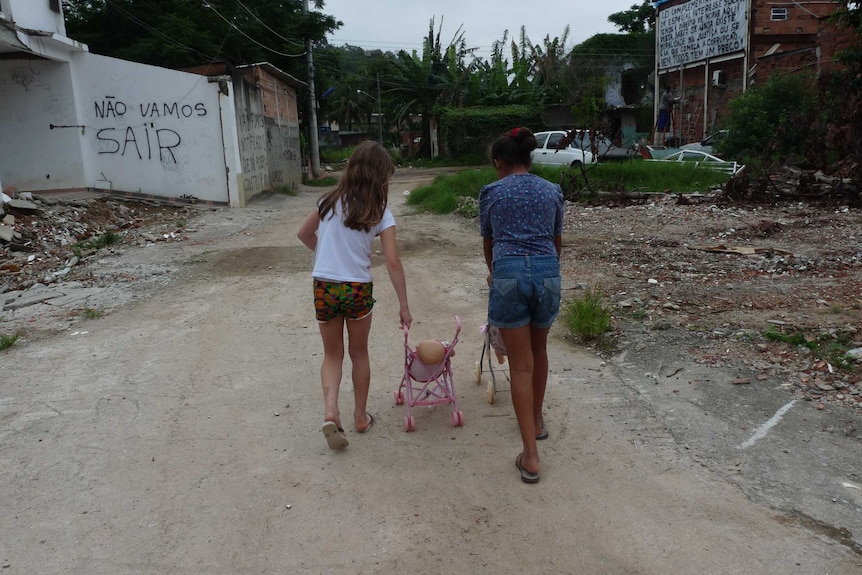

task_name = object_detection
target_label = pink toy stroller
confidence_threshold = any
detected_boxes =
[395,316,464,431]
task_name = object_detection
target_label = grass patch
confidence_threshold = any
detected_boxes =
[272,185,298,196]
[74,231,121,256]
[562,286,613,343]
[406,167,496,214]
[764,328,858,371]
[320,146,355,164]
[303,175,340,187]
[92,230,120,248]
[559,160,731,198]
[396,154,487,168]
[0,331,20,350]
[403,160,732,214]
[82,308,104,320]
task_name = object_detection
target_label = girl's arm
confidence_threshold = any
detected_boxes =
[297,210,320,251]
[483,236,494,285]
[379,226,412,328]
[554,234,562,258]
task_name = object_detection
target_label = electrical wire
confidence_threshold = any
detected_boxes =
[226,0,306,48]
[204,2,307,58]
[104,0,224,63]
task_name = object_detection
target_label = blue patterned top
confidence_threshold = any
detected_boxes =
[479,173,564,260]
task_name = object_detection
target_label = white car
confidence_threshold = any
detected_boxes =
[531,131,595,167]
[650,149,743,175]
[680,130,727,154]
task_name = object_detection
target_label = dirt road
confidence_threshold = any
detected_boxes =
[1,169,859,574]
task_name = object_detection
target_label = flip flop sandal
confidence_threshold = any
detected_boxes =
[536,422,549,441]
[515,453,540,484]
[357,413,375,434]
[321,421,348,450]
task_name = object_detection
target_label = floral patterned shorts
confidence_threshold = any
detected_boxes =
[314,280,375,323]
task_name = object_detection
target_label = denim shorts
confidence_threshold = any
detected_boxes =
[488,255,561,329]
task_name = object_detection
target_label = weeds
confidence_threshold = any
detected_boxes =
[74,231,121,256]
[406,168,496,214]
[93,230,120,248]
[0,331,20,350]
[562,286,613,343]
[764,328,858,371]
[320,146,355,164]
[272,185,298,196]
[403,161,732,215]
[82,308,104,320]
[303,176,340,187]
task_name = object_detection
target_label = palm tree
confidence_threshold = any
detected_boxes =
[388,17,473,157]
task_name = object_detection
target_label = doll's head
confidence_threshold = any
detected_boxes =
[416,340,446,365]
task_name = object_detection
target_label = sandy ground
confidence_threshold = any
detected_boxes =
[1,169,860,574]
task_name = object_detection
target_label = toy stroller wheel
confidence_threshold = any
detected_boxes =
[486,379,495,404]
[474,361,482,385]
[451,410,464,427]
[394,389,404,405]
[404,415,415,432]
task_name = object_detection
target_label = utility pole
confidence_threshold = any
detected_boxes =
[375,74,382,144]
[302,0,321,178]
[357,83,382,144]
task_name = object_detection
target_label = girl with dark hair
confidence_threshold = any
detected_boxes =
[298,141,412,450]
[480,127,564,483]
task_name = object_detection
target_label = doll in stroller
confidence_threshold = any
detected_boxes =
[395,316,464,431]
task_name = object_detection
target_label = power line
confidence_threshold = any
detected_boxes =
[204,2,307,58]
[226,0,307,48]
[104,0,224,63]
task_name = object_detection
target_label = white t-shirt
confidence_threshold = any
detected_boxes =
[312,201,396,283]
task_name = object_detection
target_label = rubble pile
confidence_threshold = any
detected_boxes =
[725,165,861,207]
[0,191,194,294]
[563,193,862,412]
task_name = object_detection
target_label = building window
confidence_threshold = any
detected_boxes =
[771,7,788,21]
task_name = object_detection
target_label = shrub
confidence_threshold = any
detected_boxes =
[718,72,819,168]
[562,286,613,342]
[0,332,20,350]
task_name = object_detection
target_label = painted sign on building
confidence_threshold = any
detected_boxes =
[658,0,747,69]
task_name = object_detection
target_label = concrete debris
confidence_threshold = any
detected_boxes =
[6,199,40,211]
[567,191,861,414]
[0,191,196,294]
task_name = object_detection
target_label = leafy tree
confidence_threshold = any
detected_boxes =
[388,18,474,156]
[823,1,862,178]
[608,1,656,34]
[62,0,338,77]
[718,73,819,167]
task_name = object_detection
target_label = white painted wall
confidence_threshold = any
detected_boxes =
[0,59,86,191]
[70,52,232,203]
[0,53,235,203]
[3,0,66,36]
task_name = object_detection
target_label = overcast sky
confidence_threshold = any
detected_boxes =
[321,0,641,59]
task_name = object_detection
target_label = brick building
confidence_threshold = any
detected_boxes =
[653,0,850,145]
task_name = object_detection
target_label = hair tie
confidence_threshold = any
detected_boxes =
[510,128,520,138]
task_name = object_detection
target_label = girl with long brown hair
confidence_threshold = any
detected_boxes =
[298,141,412,450]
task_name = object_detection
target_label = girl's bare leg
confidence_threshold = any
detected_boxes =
[530,326,551,436]
[346,313,374,431]
[318,318,346,429]
[499,325,539,474]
